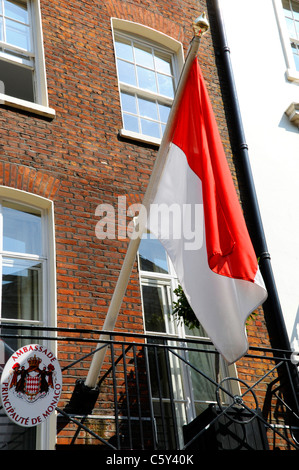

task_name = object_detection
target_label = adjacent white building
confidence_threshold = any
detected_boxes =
[219,0,299,350]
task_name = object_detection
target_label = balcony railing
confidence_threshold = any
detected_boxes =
[0,323,299,451]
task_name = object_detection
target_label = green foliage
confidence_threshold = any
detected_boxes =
[172,285,200,330]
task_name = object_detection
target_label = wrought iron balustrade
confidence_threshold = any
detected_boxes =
[0,323,299,450]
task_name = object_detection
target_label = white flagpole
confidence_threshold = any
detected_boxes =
[85,14,209,389]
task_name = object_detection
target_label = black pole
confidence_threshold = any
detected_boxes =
[212,0,291,354]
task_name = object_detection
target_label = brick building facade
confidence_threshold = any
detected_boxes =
[0,0,297,451]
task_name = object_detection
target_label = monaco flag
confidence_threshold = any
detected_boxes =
[147,58,267,364]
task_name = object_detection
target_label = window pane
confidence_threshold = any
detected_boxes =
[157,73,174,98]
[137,66,157,92]
[6,18,30,50]
[139,235,169,273]
[1,258,41,322]
[117,58,136,86]
[186,341,219,402]
[152,401,180,448]
[0,18,3,42]
[4,0,29,23]
[148,341,185,400]
[154,51,172,75]
[142,285,167,332]
[2,202,42,255]
[138,97,158,120]
[0,59,34,101]
[123,113,139,133]
[291,42,299,69]
[158,103,171,123]
[120,91,137,113]
[140,118,160,138]
[286,16,297,36]
[148,343,171,398]
[134,43,154,68]
[115,36,134,62]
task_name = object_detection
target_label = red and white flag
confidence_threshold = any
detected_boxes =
[147,58,267,364]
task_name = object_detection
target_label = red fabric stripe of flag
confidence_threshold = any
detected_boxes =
[147,58,267,363]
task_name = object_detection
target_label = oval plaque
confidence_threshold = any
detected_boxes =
[0,344,62,427]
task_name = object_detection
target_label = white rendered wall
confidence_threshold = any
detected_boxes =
[218,0,299,350]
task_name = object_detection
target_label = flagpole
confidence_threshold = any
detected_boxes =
[84,14,210,390]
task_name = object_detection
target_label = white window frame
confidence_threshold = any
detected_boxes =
[0,0,55,118]
[111,18,184,145]
[274,0,299,82]
[0,186,57,450]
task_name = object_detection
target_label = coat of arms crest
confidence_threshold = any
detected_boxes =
[0,344,62,427]
[10,354,56,403]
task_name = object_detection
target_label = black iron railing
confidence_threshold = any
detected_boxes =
[0,323,299,450]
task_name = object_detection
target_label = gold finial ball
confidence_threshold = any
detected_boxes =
[193,12,210,37]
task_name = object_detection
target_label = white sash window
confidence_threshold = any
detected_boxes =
[0,190,56,450]
[282,0,299,71]
[111,19,184,145]
[0,0,55,117]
